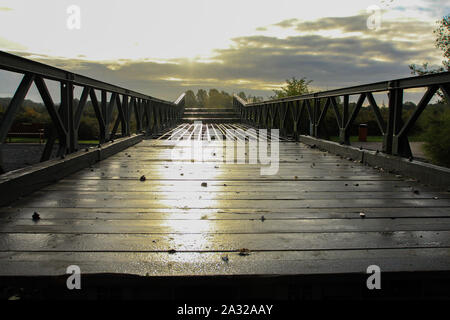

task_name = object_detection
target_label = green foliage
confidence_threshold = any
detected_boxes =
[0,98,51,124]
[78,117,99,140]
[409,16,449,103]
[421,109,450,167]
[409,62,446,75]
[410,15,449,74]
[434,15,449,70]
[271,77,312,99]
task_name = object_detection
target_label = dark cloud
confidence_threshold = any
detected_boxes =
[292,13,435,40]
[273,18,299,28]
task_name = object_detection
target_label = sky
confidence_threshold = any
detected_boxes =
[0,0,448,102]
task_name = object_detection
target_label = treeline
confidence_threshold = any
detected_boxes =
[0,98,113,140]
[318,100,449,138]
[184,89,263,108]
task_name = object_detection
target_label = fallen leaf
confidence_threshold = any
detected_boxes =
[32,212,40,221]
[238,248,251,256]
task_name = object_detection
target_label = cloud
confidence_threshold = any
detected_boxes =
[273,18,299,28]
[0,37,27,50]
[2,12,444,101]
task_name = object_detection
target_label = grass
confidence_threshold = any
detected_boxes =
[6,137,99,144]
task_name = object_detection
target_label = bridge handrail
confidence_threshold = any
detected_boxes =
[233,95,249,106]
[0,51,185,173]
[0,51,173,104]
[233,72,450,158]
[174,92,186,105]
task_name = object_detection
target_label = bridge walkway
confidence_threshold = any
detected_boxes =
[1,123,450,283]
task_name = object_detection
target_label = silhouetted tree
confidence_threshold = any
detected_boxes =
[271,77,312,99]
[237,92,247,101]
[409,16,449,77]
[196,89,208,108]
[185,90,197,107]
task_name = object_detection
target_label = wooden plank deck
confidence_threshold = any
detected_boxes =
[1,123,450,280]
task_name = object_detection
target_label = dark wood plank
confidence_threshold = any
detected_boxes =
[2,207,450,220]
[1,136,449,278]
[1,218,450,234]
[0,248,449,276]
[0,231,448,252]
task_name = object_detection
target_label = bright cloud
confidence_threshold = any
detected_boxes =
[0,0,447,100]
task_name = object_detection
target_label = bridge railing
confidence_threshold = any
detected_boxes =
[0,51,185,172]
[233,72,450,158]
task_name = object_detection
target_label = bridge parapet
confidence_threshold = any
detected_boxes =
[0,51,185,173]
[233,72,450,158]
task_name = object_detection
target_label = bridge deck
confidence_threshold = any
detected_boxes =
[1,123,450,279]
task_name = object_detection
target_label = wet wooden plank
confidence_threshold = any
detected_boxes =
[23,190,450,201]
[0,231,448,252]
[0,136,449,278]
[1,218,450,234]
[42,180,421,192]
[2,207,450,220]
[0,248,449,277]
[10,197,450,209]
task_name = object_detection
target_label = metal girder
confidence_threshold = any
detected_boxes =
[0,73,35,142]
[0,51,184,170]
[0,51,175,105]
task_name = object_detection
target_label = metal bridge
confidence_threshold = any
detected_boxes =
[0,51,450,299]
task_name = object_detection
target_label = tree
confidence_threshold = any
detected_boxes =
[237,92,247,101]
[409,16,449,75]
[422,110,450,167]
[271,77,312,99]
[434,15,449,70]
[408,15,450,167]
[185,90,197,107]
[220,91,232,107]
[208,89,221,107]
[247,94,264,103]
[196,89,208,108]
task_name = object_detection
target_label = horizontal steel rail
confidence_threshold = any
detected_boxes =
[0,51,185,173]
[233,72,450,158]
